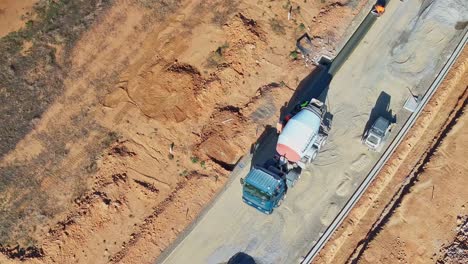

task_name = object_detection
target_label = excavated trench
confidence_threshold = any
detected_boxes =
[208,156,237,171]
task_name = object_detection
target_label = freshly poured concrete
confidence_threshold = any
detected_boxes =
[159,0,468,263]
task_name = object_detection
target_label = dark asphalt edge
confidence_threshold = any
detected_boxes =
[328,9,376,75]
[334,0,376,53]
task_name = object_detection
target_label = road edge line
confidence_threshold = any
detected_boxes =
[301,29,468,264]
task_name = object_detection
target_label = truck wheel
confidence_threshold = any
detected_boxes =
[308,151,318,163]
[320,136,328,149]
[276,195,285,207]
[292,178,298,187]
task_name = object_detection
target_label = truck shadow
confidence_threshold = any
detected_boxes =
[362,91,397,138]
[222,251,256,264]
[250,59,337,169]
[250,125,277,168]
[279,62,333,121]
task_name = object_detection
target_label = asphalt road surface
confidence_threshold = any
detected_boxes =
[159,0,467,263]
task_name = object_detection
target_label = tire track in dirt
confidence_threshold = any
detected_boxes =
[108,178,191,263]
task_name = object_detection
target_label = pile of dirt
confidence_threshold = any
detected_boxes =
[123,61,208,122]
[197,107,251,169]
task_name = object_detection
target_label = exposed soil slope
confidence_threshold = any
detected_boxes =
[0,0,368,263]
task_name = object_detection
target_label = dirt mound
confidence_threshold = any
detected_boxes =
[197,108,251,169]
[110,61,207,123]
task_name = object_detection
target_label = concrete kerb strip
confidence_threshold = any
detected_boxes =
[328,10,376,75]
[301,29,468,264]
[155,154,253,263]
[334,0,375,53]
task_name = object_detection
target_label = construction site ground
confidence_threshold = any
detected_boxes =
[0,0,371,263]
[0,0,467,264]
[162,1,467,263]
[315,47,468,264]
[158,0,467,263]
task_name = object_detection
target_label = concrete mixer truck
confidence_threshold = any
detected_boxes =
[240,98,330,214]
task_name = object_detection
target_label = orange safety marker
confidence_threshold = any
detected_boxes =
[374,5,385,15]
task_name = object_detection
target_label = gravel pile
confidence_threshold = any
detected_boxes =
[437,217,468,264]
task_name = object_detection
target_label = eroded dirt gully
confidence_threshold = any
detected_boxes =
[314,47,468,264]
[0,0,369,263]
